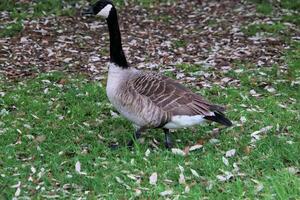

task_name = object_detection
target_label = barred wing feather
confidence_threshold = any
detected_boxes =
[129,72,218,117]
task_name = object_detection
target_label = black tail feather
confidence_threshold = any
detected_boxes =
[204,112,232,127]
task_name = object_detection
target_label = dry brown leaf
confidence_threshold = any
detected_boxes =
[244,146,251,155]
[196,139,205,145]
[58,79,67,85]
[183,146,190,155]
[35,135,46,143]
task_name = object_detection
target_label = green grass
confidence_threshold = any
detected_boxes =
[256,2,273,15]
[0,21,23,38]
[207,19,219,27]
[285,42,300,80]
[241,0,300,37]
[0,0,173,37]
[249,0,300,14]
[176,63,203,74]
[0,0,77,16]
[151,14,172,23]
[1,41,300,198]
[172,39,188,48]
[242,22,286,37]
[248,0,273,15]
[280,0,300,11]
[1,0,300,198]
[282,14,300,26]
[0,0,77,37]
[93,0,173,7]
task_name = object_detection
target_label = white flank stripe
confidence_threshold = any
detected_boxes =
[164,115,207,129]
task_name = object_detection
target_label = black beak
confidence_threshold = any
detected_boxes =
[82,6,94,16]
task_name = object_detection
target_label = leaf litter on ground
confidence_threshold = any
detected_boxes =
[1,0,300,198]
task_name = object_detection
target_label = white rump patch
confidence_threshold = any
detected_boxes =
[97,4,113,18]
[164,115,207,129]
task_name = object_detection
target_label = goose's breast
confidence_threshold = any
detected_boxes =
[105,65,168,127]
[107,87,166,127]
[107,92,150,127]
[106,77,147,126]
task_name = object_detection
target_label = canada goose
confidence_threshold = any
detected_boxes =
[83,0,232,149]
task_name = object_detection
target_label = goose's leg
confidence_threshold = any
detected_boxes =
[127,127,143,147]
[163,128,173,149]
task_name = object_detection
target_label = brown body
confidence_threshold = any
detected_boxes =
[106,63,229,130]
[84,0,232,148]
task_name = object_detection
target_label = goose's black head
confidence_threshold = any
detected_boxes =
[83,0,128,68]
[83,0,114,18]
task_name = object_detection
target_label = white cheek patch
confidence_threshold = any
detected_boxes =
[97,4,113,18]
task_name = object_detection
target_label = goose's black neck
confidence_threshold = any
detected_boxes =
[106,7,128,68]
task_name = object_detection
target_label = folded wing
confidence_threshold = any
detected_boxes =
[129,72,229,122]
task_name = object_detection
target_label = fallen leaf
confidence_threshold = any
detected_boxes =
[251,126,273,143]
[31,166,36,174]
[63,58,72,63]
[232,163,240,173]
[149,172,157,185]
[159,190,173,196]
[15,187,21,197]
[209,138,220,144]
[43,88,49,94]
[75,161,81,173]
[115,176,131,190]
[127,174,137,181]
[185,185,190,193]
[244,146,251,155]
[252,179,264,193]
[115,176,124,184]
[110,110,119,118]
[256,183,264,193]
[179,173,185,184]
[216,171,233,182]
[145,149,150,157]
[251,126,273,136]
[37,168,45,179]
[222,156,229,166]
[178,165,184,173]
[190,168,200,178]
[189,144,203,151]
[264,86,276,93]
[35,135,46,143]
[197,139,205,145]
[216,175,227,182]
[171,148,186,156]
[240,116,247,123]
[206,180,213,190]
[286,167,299,175]
[11,181,21,188]
[164,179,173,184]
[58,79,67,85]
[225,149,236,157]
[183,146,190,155]
[20,37,28,43]
[249,89,261,97]
[135,189,142,196]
